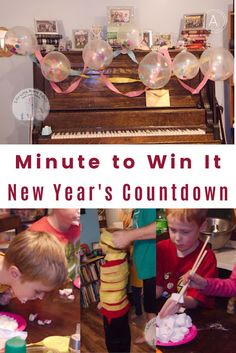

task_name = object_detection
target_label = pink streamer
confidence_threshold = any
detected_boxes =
[177,73,209,94]
[100,73,147,97]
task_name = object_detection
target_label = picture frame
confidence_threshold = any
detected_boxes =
[183,14,206,30]
[73,29,89,49]
[142,30,153,48]
[159,33,172,48]
[107,6,134,25]
[107,26,120,48]
[91,242,101,250]
[34,19,58,34]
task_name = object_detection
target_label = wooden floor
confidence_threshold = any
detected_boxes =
[81,303,154,352]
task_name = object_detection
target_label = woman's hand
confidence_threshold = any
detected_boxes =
[112,230,131,249]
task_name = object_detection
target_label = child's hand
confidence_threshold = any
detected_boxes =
[112,231,131,249]
[97,302,102,310]
[0,289,12,305]
[158,294,183,319]
[182,272,207,290]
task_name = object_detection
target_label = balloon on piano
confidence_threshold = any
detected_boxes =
[172,50,199,80]
[138,51,171,89]
[4,26,37,55]
[117,23,142,51]
[199,47,234,81]
[82,39,113,70]
[41,51,71,82]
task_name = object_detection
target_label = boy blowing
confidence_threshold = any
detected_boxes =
[0,231,68,305]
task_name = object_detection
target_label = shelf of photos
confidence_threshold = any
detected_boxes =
[36,34,63,51]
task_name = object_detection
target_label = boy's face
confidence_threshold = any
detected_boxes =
[55,209,80,226]
[11,278,53,303]
[167,216,200,254]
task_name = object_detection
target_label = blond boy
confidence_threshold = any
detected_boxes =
[0,231,68,305]
[157,209,217,318]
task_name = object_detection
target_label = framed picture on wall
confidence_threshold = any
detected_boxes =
[183,14,206,30]
[107,6,134,25]
[35,19,58,34]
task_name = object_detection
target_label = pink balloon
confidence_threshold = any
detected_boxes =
[138,51,171,89]
[117,23,142,50]
[4,26,37,55]
[82,39,113,70]
[200,47,234,81]
[41,51,71,82]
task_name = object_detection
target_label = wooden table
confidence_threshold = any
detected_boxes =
[0,214,22,234]
[1,283,80,344]
[157,306,236,353]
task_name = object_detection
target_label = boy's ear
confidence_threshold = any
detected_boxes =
[8,265,22,279]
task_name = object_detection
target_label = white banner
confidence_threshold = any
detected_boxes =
[0,144,235,208]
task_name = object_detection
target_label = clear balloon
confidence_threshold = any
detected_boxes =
[138,51,171,89]
[172,50,199,80]
[82,39,113,70]
[4,26,37,55]
[117,23,142,50]
[200,47,234,81]
[41,51,71,82]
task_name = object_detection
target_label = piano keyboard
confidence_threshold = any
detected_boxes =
[51,127,205,140]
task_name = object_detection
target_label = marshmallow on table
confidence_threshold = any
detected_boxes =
[156,313,192,343]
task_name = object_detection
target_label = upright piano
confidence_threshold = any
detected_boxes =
[33,50,224,144]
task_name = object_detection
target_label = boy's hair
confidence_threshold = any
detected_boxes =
[165,209,208,226]
[5,231,68,287]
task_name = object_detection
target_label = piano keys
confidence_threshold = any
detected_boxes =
[33,49,224,144]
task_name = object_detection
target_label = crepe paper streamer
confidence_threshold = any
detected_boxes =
[159,47,173,69]
[101,73,147,97]
[28,336,69,353]
[127,50,138,64]
[113,48,138,64]
[108,77,141,84]
[177,73,209,95]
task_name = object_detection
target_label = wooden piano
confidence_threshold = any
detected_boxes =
[33,49,224,144]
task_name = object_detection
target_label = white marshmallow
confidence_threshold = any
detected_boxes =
[156,313,193,343]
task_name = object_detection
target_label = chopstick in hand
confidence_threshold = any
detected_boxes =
[176,235,210,303]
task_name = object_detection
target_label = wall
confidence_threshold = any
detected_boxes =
[80,208,100,247]
[0,0,233,143]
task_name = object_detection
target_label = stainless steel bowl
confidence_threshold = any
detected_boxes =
[200,218,235,250]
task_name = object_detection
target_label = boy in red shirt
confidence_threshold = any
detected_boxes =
[157,209,217,318]
[30,209,80,279]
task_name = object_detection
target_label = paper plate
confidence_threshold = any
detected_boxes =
[156,325,197,347]
[0,312,27,331]
[73,277,80,289]
[42,336,69,353]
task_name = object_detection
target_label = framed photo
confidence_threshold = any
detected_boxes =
[183,14,206,30]
[159,33,172,48]
[35,19,58,34]
[91,242,101,250]
[142,30,153,48]
[107,6,134,25]
[107,27,120,48]
[73,29,89,49]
